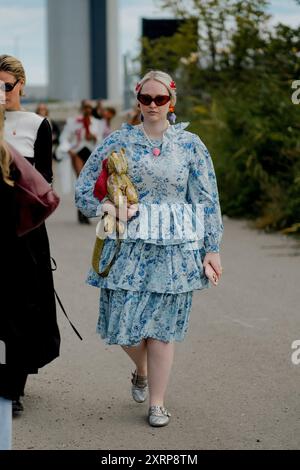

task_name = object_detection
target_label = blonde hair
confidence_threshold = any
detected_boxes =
[0,54,26,96]
[136,70,177,106]
[0,105,13,186]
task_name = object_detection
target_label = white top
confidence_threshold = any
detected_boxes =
[4,110,44,159]
[56,115,105,160]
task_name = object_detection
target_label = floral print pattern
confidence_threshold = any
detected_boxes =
[98,289,193,346]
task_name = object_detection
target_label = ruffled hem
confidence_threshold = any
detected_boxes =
[87,238,209,293]
[97,288,193,346]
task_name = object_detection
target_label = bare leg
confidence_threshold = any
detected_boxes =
[147,339,174,407]
[73,155,84,177]
[69,151,84,177]
[122,339,147,376]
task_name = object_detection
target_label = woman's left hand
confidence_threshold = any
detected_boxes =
[203,252,223,286]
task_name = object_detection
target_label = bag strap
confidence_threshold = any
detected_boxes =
[99,237,121,277]
[91,215,122,277]
[54,289,83,341]
[51,257,83,341]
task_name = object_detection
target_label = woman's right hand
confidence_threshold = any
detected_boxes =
[127,204,139,219]
[101,200,138,221]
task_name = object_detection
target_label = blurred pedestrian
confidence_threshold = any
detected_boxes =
[75,70,223,427]
[0,55,60,418]
[102,106,116,139]
[57,99,105,224]
[92,99,104,120]
[36,102,60,161]
[126,104,141,125]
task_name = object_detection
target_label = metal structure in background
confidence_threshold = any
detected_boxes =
[47,0,120,102]
[90,0,107,100]
[123,53,135,111]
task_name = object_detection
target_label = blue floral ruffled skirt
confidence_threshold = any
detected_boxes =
[90,238,209,346]
[97,288,193,346]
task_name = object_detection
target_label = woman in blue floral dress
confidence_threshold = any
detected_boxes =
[75,70,223,427]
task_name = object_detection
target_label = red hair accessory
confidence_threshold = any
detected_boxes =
[135,82,141,93]
[170,80,176,89]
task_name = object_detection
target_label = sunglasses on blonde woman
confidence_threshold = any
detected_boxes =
[0,80,19,93]
[137,94,171,107]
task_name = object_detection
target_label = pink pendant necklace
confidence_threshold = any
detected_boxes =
[142,124,169,157]
[5,110,21,136]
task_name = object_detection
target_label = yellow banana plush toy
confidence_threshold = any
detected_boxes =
[92,148,138,276]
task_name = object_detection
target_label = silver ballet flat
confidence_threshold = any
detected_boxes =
[131,371,148,403]
[148,405,171,427]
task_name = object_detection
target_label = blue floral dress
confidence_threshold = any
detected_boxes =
[75,123,223,346]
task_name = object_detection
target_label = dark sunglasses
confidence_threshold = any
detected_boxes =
[0,79,19,92]
[137,93,170,106]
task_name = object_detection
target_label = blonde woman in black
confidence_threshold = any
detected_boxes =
[0,55,60,417]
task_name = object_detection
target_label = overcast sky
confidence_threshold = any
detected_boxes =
[0,0,299,85]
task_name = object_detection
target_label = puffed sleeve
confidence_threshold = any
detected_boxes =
[75,131,121,218]
[186,135,223,253]
[34,118,53,183]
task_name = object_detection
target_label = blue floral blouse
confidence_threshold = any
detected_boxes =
[75,122,223,294]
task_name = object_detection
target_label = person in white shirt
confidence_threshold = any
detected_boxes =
[57,100,105,223]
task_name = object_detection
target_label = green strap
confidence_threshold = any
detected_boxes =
[91,235,121,277]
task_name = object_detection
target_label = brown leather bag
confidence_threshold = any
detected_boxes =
[7,143,60,236]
